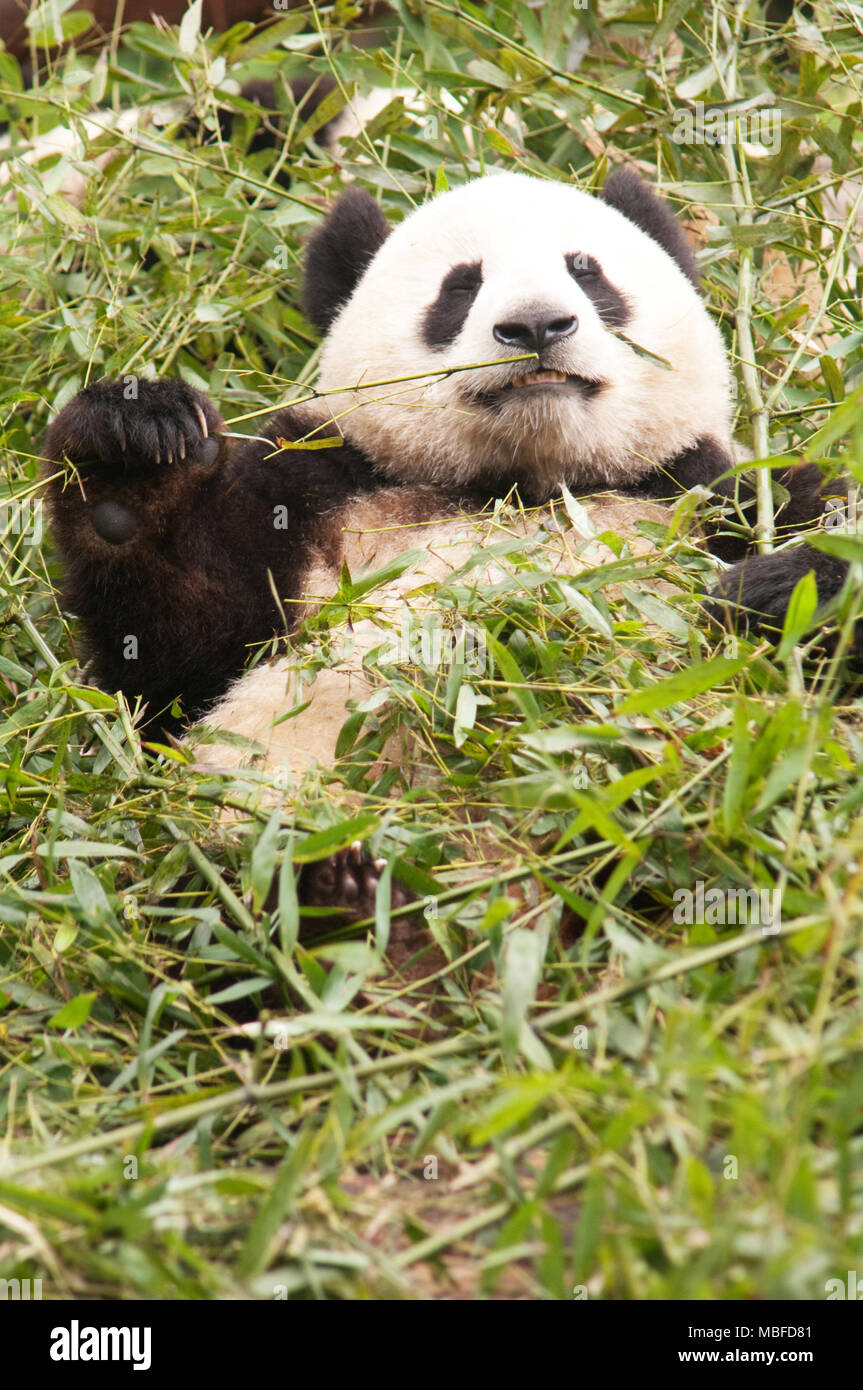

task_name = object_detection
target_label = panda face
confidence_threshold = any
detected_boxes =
[313,173,732,497]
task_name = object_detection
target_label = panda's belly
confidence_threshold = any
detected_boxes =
[187,490,677,785]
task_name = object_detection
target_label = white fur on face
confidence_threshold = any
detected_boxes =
[315,172,732,494]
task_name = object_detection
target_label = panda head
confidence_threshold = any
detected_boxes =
[301,170,732,498]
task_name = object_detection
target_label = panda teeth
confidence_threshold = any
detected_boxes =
[510,370,568,388]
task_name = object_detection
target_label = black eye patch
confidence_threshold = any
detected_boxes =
[422,261,483,349]
[566,253,630,329]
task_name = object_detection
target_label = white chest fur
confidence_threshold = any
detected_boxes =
[187,491,677,789]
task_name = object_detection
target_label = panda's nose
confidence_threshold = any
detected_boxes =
[493,312,578,354]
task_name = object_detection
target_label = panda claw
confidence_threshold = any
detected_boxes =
[194,405,209,439]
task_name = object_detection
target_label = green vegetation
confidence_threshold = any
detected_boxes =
[1,0,862,1299]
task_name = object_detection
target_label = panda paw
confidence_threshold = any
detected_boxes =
[708,546,858,652]
[706,552,792,640]
[46,378,224,477]
[299,843,411,926]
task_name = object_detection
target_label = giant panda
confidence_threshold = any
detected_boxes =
[42,168,853,916]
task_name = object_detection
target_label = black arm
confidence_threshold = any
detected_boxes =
[639,437,858,650]
[42,378,362,732]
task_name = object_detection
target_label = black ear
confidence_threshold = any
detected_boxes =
[301,190,391,334]
[601,167,701,289]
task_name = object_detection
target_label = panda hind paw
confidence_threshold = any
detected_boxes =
[299,844,410,927]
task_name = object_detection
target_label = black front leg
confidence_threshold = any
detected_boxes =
[638,437,860,653]
[708,545,857,648]
[706,462,858,654]
[42,379,294,734]
[639,435,756,562]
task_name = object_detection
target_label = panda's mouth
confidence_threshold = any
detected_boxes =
[473,370,604,407]
[511,370,572,389]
